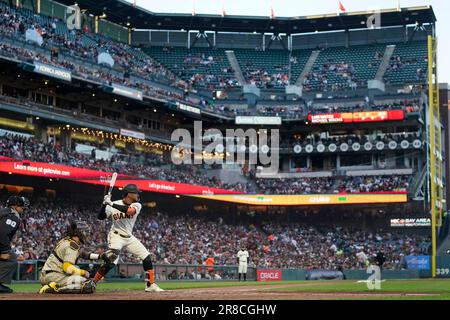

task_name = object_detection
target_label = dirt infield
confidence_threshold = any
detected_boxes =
[0,282,440,300]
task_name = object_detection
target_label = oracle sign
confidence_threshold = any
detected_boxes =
[256,269,282,282]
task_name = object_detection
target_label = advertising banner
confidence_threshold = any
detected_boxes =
[306,270,345,280]
[110,84,143,101]
[390,218,431,227]
[176,102,201,115]
[0,157,239,195]
[34,62,72,82]
[256,269,282,282]
[308,110,405,124]
[308,113,353,124]
[190,193,407,206]
[120,129,146,140]
[0,157,409,203]
[235,116,282,125]
[405,256,430,270]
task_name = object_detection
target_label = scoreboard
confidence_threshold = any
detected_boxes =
[308,110,405,124]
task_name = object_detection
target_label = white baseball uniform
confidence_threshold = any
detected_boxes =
[237,250,249,273]
[105,200,149,261]
[356,251,368,267]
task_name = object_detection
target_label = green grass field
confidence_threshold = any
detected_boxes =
[269,279,450,300]
[8,279,450,300]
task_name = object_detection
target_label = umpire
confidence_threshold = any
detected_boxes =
[374,250,386,272]
[0,196,29,293]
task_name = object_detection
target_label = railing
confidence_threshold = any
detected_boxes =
[117,263,257,282]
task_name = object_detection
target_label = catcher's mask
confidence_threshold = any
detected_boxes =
[66,221,90,244]
[6,196,30,210]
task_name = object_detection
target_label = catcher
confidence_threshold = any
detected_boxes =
[39,221,106,294]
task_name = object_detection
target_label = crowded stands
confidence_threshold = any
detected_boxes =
[337,175,411,193]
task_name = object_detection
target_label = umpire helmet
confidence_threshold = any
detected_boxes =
[6,196,30,208]
[65,221,90,244]
[122,184,141,197]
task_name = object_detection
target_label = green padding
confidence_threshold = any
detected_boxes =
[282,269,424,280]
[281,269,307,280]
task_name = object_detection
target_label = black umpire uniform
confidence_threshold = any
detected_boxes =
[0,196,29,293]
[374,251,386,271]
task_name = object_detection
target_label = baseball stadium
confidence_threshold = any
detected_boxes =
[0,0,449,303]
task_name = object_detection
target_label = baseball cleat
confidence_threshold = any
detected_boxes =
[39,282,59,294]
[145,283,164,292]
[39,285,50,294]
[0,283,13,294]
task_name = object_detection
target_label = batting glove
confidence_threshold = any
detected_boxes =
[103,194,113,207]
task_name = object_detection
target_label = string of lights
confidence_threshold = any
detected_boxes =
[52,125,173,152]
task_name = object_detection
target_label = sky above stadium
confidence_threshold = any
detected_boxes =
[127,0,449,84]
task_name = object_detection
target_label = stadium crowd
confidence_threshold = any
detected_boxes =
[337,175,411,193]
[385,54,428,82]
[255,175,411,194]
[0,39,193,106]
[175,51,240,89]
[0,5,218,112]
[0,5,175,83]
[0,39,303,119]
[243,63,290,89]
[4,195,429,271]
[303,60,363,92]
[255,177,334,195]
[309,99,421,115]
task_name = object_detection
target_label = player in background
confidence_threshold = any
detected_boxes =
[356,249,369,268]
[39,221,104,294]
[94,184,164,292]
[237,245,249,281]
[373,249,386,273]
[0,196,29,294]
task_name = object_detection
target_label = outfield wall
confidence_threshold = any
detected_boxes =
[12,260,450,282]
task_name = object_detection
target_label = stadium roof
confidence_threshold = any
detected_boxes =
[56,0,436,34]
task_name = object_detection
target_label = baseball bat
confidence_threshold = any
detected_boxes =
[108,172,118,195]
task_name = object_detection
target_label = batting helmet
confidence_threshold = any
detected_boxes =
[65,221,90,244]
[6,196,30,208]
[122,184,141,197]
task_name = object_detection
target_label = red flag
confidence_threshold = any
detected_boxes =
[339,1,346,13]
[270,6,275,19]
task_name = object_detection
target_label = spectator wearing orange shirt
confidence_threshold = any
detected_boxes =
[205,256,215,272]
